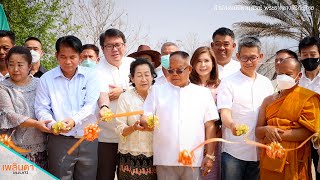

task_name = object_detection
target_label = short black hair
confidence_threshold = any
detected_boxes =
[5,46,32,66]
[99,28,126,47]
[298,36,320,53]
[0,30,15,45]
[99,32,105,48]
[212,27,235,40]
[25,36,42,46]
[276,49,299,61]
[55,35,82,54]
[276,49,301,71]
[129,58,157,87]
[82,44,99,56]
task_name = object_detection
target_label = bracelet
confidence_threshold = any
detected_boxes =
[205,153,215,161]
[100,105,109,109]
[132,125,136,131]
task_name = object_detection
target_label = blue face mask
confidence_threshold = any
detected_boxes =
[161,55,170,69]
[81,59,97,68]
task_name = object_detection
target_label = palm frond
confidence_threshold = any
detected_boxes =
[234,0,320,40]
[233,22,302,40]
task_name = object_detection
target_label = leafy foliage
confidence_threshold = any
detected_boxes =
[1,0,81,70]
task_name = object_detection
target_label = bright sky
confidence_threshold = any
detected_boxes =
[116,0,298,54]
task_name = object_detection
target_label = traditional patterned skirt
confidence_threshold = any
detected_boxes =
[24,150,48,170]
[118,153,157,180]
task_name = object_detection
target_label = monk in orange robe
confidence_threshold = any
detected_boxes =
[256,56,320,180]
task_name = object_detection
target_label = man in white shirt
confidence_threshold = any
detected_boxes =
[154,42,179,85]
[298,36,320,94]
[0,30,14,81]
[298,36,320,179]
[143,51,219,180]
[96,28,134,180]
[35,36,100,179]
[217,37,274,180]
[211,27,240,79]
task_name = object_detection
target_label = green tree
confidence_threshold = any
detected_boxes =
[1,0,80,70]
[233,0,320,40]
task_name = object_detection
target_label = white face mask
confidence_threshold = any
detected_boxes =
[30,50,41,63]
[276,74,298,90]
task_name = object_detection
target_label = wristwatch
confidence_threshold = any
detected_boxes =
[205,153,215,161]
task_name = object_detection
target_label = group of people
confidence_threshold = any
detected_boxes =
[0,26,319,180]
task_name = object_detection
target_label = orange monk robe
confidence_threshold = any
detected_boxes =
[260,86,320,180]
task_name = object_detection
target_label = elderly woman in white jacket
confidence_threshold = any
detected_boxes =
[115,58,157,180]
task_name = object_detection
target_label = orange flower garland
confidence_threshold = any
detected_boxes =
[178,138,239,166]
[178,150,194,166]
[0,134,11,147]
[266,142,286,159]
[84,123,100,141]
[0,134,30,154]
[68,110,145,155]
[67,123,100,155]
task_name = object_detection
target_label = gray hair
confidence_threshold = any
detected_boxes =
[237,37,261,53]
[161,42,178,51]
[170,51,190,65]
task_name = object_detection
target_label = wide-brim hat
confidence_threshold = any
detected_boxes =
[128,45,161,68]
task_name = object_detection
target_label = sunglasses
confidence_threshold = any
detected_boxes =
[167,66,189,74]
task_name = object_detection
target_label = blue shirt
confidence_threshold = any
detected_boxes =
[35,66,100,136]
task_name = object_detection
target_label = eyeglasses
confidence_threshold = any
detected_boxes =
[167,66,189,74]
[239,56,259,62]
[103,43,124,50]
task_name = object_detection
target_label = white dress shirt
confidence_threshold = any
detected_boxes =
[218,59,240,79]
[115,89,153,157]
[35,66,100,137]
[217,70,274,161]
[299,69,320,94]
[155,66,162,75]
[144,82,219,167]
[0,73,9,82]
[154,69,167,86]
[96,56,134,143]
